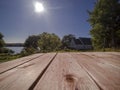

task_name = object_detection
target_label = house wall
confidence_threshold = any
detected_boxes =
[69,39,93,50]
[75,45,93,50]
[69,39,76,48]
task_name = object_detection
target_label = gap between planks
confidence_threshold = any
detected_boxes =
[72,54,103,90]
[28,53,57,90]
[34,53,100,90]
[0,53,57,90]
[0,54,44,74]
[71,53,120,90]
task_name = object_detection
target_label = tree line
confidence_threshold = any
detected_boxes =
[22,32,61,55]
[88,0,120,50]
[0,0,120,55]
[0,32,76,55]
[0,32,14,54]
[22,33,77,55]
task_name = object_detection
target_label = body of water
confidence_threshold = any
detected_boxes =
[6,47,23,54]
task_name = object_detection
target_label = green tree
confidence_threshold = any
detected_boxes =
[38,32,61,52]
[88,0,120,49]
[23,35,40,55]
[24,35,40,49]
[0,32,14,54]
[0,32,5,48]
[61,34,75,49]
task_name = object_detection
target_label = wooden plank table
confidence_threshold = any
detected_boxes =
[34,53,99,90]
[0,53,56,90]
[0,52,120,90]
[72,52,120,90]
[0,53,43,74]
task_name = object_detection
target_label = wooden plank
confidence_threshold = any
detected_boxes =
[82,52,120,61]
[72,53,120,90]
[0,53,43,74]
[0,53,56,90]
[81,52,120,69]
[34,53,99,90]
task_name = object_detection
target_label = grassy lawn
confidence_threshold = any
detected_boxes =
[0,54,21,63]
[0,48,119,63]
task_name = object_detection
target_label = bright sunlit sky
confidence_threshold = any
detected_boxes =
[0,0,96,43]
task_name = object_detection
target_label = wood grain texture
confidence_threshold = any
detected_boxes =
[34,53,99,90]
[82,52,120,68]
[72,52,120,90]
[0,53,56,90]
[0,52,119,90]
[0,53,43,74]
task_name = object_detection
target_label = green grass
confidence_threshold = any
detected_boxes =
[1,48,119,63]
[93,48,120,52]
[58,49,94,52]
[0,54,21,63]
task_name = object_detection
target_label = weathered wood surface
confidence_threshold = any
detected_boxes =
[34,53,99,90]
[0,52,120,90]
[0,53,43,74]
[72,52,120,90]
[0,53,56,90]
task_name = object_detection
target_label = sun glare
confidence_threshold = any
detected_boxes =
[34,2,44,13]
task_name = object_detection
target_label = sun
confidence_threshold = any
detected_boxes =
[34,2,44,13]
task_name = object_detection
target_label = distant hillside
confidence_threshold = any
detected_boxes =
[5,43,24,47]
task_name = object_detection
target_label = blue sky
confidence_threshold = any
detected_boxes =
[0,0,96,43]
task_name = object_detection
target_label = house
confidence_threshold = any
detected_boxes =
[69,37,93,50]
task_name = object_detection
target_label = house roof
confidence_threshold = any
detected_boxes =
[79,37,92,45]
[74,38,82,45]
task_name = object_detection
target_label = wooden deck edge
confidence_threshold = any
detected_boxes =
[0,54,44,74]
